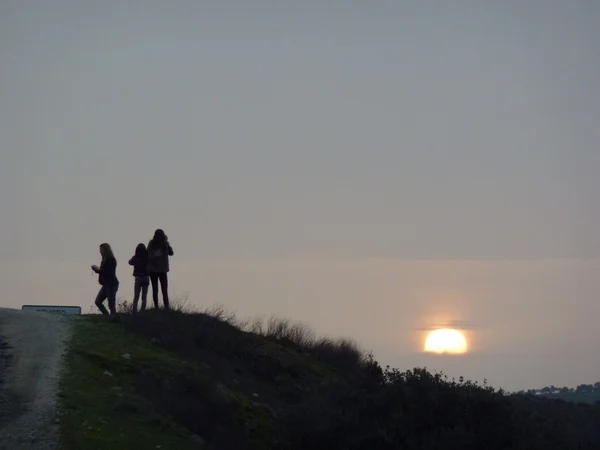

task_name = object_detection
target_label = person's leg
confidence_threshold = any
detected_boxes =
[107,283,118,314]
[158,272,169,310]
[140,279,148,312]
[95,286,109,315]
[132,278,141,313]
[149,272,159,309]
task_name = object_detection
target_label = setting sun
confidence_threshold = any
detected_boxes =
[424,329,468,354]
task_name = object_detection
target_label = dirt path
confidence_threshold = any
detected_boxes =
[0,307,72,450]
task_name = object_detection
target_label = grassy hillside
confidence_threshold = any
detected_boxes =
[59,306,600,450]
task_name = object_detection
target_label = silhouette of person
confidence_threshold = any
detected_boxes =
[128,243,150,313]
[147,229,174,310]
[91,243,119,315]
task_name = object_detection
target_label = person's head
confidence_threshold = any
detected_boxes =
[135,243,147,258]
[99,243,114,261]
[153,229,166,242]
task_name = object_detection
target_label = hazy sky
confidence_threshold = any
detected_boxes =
[1,1,599,391]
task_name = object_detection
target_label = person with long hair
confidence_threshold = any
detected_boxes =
[147,229,174,310]
[91,243,119,315]
[128,243,150,313]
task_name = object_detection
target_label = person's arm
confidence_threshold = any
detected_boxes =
[167,244,174,256]
[128,256,137,266]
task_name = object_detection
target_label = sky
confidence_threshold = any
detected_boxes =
[1,1,599,391]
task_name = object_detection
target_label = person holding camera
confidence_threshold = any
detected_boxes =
[91,243,119,315]
[147,229,174,310]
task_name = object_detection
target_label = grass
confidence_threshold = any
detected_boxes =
[243,315,366,370]
[59,299,600,450]
[59,316,202,450]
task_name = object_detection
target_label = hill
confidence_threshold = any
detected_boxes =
[58,306,600,449]
[516,384,600,405]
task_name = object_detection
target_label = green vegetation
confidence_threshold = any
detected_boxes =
[59,303,600,449]
[59,317,202,449]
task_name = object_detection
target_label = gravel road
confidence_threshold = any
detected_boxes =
[0,307,72,450]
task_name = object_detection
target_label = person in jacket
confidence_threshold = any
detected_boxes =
[128,243,150,313]
[147,229,174,310]
[91,243,119,315]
